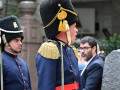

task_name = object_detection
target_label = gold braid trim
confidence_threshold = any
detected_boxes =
[61,7,77,16]
[43,9,61,29]
[43,6,78,29]
[71,46,78,60]
[2,34,10,49]
[38,42,60,59]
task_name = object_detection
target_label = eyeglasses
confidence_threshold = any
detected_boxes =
[79,47,92,51]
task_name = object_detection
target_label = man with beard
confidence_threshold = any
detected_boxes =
[0,15,31,90]
[79,36,104,90]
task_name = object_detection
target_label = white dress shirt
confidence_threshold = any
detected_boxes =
[80,54,96,76]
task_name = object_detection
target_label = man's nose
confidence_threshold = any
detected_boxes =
[76,28,78,32]
[19,41,22,44]
[80,49,85,53]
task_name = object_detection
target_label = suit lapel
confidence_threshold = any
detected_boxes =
[80,54,98,76]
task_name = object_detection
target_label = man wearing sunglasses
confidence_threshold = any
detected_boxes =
[79,36,104,90]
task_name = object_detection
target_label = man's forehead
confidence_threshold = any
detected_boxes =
[12,37,22,40]
[80,42,90,47]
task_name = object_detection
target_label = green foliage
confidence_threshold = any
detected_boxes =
[7,3,20,17]
[6,0,36,17]
[99,33,120,55]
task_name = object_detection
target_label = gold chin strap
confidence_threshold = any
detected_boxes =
[43,4,77,29]
[65,20,71,45]
[2,34,10,49]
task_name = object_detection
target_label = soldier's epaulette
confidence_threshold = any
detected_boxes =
[38,41,60,59]
[71,46,78,60]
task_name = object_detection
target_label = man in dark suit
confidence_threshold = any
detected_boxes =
[79,36,104,90]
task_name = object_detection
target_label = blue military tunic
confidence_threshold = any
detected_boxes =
[36,40,80,90]
[0,51,31,90]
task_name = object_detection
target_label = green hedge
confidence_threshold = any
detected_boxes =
[99,33,120,55]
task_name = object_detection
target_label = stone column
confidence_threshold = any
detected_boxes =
[101,49,120,90]
[18,1,42,89]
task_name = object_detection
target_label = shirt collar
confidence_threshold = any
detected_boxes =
[4,50,17,58]
[55,38,68,47]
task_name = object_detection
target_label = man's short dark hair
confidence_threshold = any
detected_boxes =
[80,36,97,53]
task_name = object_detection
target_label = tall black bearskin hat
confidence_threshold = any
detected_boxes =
[0,15,24,52]
[40,0,78,39]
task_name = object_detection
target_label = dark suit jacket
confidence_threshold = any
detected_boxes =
[99,53,106,61]
[80,54,104,90]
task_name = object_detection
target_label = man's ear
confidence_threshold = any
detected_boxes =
[93,46,97,53]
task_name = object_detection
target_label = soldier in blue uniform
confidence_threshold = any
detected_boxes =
[0,16,31,90]
[36,0,81,90]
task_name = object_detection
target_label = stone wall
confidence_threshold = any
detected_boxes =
[18,1,42,90]
[101,49,120,90]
